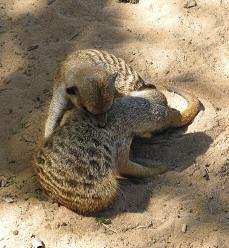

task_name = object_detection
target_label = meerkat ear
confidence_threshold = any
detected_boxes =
[66,86,78,95]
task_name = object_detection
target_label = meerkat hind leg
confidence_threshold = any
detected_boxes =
[118,160,167,178]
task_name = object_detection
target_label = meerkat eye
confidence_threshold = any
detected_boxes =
[66,86,78,95]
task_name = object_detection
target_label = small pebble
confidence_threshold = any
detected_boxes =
[2,196,15,203]
[182,223,187,233]
[31,235,45,248]
[203,167,210,181]
[27,45,39,51]
[0,177,7,187]
[13,230,19,235]
[184,0,197,8]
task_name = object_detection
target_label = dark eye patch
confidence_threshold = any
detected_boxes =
[66,86,78,95]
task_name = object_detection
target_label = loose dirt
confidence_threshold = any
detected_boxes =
[0,0,228,247]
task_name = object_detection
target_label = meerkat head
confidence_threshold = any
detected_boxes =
[65,66,117,127]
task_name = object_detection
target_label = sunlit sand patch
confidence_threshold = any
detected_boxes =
[7,0,45,17]
[137,0,222,45]
[220,45,229,78]
[138,0,181,30]
[200,0,228,8]
[64,235,106,248]
[144,47,184,74]
[0,205,21,240]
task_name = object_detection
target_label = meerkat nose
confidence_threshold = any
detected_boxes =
[97,112,108,128]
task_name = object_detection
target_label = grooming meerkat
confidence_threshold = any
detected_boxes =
[34,87,200,214]
[44,49,200,139]
[44,49,158,139]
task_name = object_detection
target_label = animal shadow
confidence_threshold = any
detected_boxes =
[96,131,213,217]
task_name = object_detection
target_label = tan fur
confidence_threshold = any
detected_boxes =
[44,49,200,139]
[44,49,151,139]
[34,88,200,214]
[165,86,200,127]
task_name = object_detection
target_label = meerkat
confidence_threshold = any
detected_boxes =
[44,49,200,140]
[33,87,200,214]
[44,49,158,139]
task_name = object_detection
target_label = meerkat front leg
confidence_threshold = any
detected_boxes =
[44,86,68,139]
[59,110,74,127]
[118,160,167,178]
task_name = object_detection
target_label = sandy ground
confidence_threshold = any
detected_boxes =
[0,0,228,247]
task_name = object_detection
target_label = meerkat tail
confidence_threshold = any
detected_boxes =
[165,86,200,128]
[118,160,167,178]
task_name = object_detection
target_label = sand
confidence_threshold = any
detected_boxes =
[0,0,228,247]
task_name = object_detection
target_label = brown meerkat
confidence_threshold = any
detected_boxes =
[44,49,200,139]
[34,87,200,214]
[44,49,160,139]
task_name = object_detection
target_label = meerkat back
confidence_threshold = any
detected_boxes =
[34,111,118,214]
[74,49,148,94]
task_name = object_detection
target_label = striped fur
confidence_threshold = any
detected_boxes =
[35,89,169,214]
[35,112,119,213]
[44,49,155,139]
[56,49,150,94]
[35,88,200,213]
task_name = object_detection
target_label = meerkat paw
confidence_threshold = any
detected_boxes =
[59,110,73,127]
